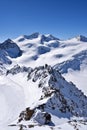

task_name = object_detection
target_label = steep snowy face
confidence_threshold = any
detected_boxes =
[40,34,59,43]
[15,33,59,43]
[0,50,12,65]
[27,65,87,117]
[16,32,40,42]
[0,39,22,65]
[4,64,87,130]
[7,64,87,119]
[0,39,22,58]
[25,32,40,40]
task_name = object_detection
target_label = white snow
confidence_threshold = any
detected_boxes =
[63,67,87,96]
[0,76,25,126]
[0,33,87,130]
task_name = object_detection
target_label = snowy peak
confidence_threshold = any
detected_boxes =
[61,35,87,43]
[41,34,59,43]
[27,32,40,39]
[14,33,59,43]
[0,39,15,49]
[1,38,22,58]
[15,32,40,42]
[7,64,87,118]
[23,32,40,40]
[46,34,59,40]
[0,39,22,65]
[76,35,87,42]
[3,38,14,43]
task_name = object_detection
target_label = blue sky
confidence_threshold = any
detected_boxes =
[0,0,87,41]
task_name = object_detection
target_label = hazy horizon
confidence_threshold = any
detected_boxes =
[0,0,87,41]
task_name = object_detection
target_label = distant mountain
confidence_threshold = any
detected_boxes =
[76,35,87,42]
[0,33,87,71]
[16,32,40,42]
[0,39,22,65]
[15,32,59,43]
[0,39,22,58]
[40,34,59,43]
[13,33,87,72]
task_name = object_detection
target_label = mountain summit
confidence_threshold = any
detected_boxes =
[76,35,87,42]
[14,32,59,43]
[0,39,22,65]
[6,64,87,129]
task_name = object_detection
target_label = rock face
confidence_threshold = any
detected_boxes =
[0,39,22,58]
[0,39,22,65]
[35,112,51,125]
[27,65,87,118]
[18,108,51,125]
[18,108,34,122]
[41,34,59,43]
[6,64,32,75]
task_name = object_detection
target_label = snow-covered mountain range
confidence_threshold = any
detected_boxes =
[0,33,87,130]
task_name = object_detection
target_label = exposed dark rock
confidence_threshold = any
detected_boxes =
[6,65,32,75]
[0,39,22,58]
[18,108,34,122]
[35,112,51,125]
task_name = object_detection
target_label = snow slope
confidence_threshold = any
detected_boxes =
[12,33,87,70]
[0,76,25,130]
[0,33,87,130]
[13,33,87,95]
[2,64,87,130]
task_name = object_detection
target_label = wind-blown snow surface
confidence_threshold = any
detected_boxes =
[13,33,87,95]
[0,76,25,130]
[13,33,87,68]
[0,33,87,130]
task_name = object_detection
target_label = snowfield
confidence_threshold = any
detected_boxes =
[0,33,87,130]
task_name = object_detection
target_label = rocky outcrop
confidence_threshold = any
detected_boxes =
[0,39,22,58]
[7,64,87,126]
[18,108,34,122]
[6,64,33,75]
[35,112,51,125]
